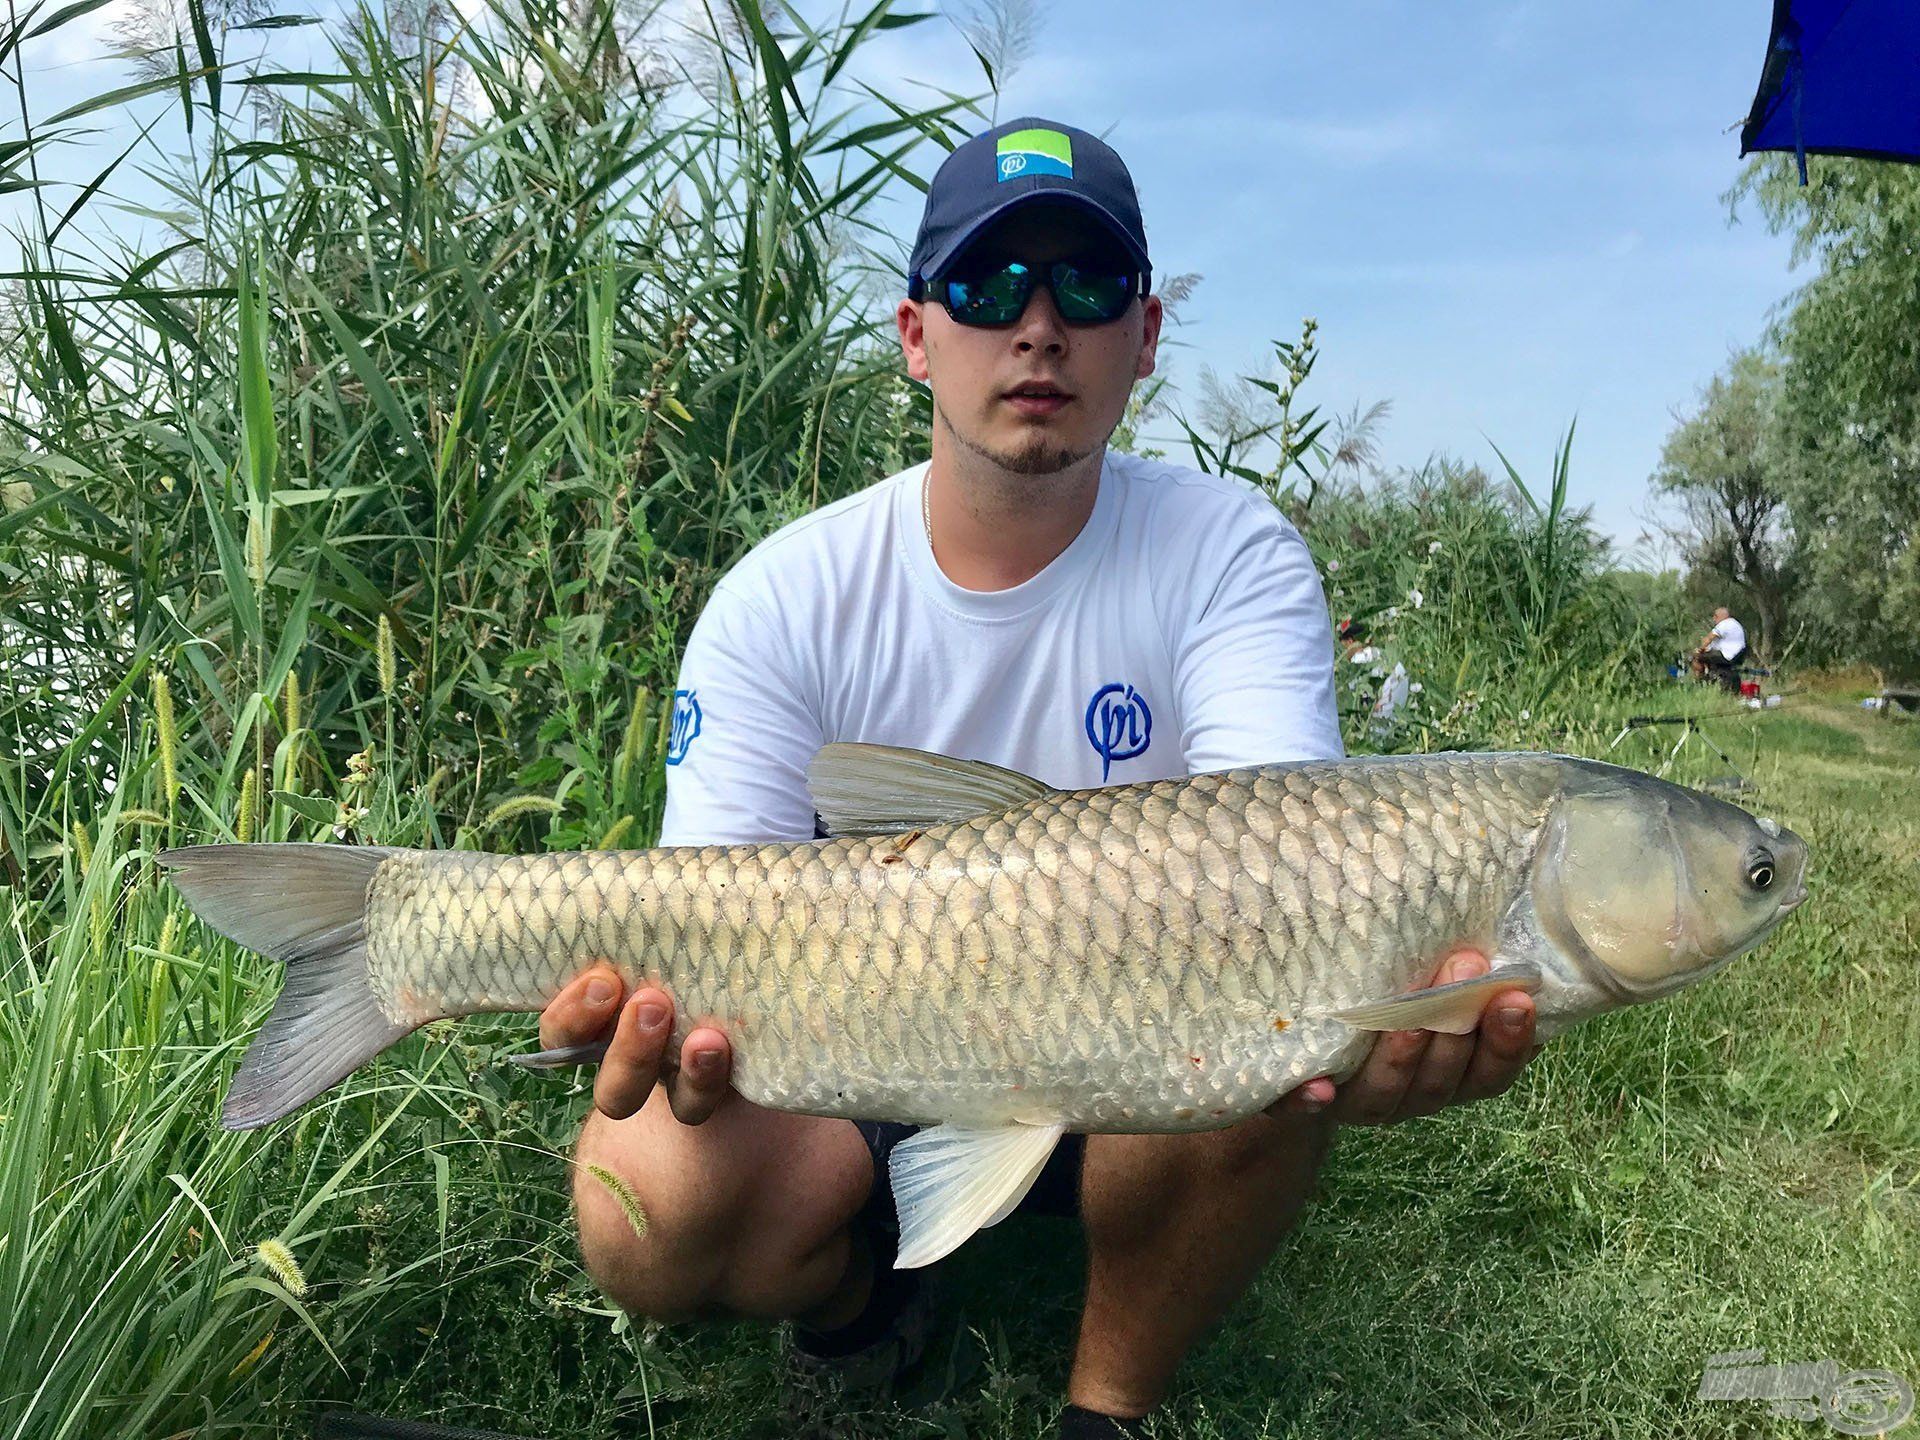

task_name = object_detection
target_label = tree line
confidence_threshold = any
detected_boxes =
[1653,156,1920,676]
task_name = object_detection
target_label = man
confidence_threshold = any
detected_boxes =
[537,117,1541,1438]
[1691,605,1749,690]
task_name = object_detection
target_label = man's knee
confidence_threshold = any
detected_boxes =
[573,1107,726,1321]
[1082,1112,1336,1241]
[570,1098,873,1323]
[1206,1107,1335,1174]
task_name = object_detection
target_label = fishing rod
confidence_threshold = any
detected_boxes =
[1607,712,1754,791]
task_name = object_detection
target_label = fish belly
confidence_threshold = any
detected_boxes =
[362,755,1562,1131]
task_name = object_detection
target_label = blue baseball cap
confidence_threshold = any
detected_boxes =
[907,116,1152,298]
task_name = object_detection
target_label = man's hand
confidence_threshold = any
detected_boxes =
[538,963,732,1124]
[1268,950,1544,1125]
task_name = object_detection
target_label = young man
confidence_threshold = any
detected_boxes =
[538,117,1542,1438]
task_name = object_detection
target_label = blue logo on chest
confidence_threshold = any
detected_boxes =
[1085,682,1152,781]
[666,689,702,765]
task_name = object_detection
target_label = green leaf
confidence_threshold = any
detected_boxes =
[186,0,219,118]
[271,790,337,827]
[24,0,115,43]
[298,283,431,471]
[236,245,278,503]
[431,1149,450,1246]
[44,70,201,126]
[38,290,85,391]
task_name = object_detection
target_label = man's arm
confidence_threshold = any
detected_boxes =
[540,580,820,1123]
[1168,503,1541,1124]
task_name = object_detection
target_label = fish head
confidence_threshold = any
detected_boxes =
[1535,762,1809,1002]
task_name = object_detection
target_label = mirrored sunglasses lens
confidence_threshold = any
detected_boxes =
[946,262,1031,323]
[1055,265,1133,320]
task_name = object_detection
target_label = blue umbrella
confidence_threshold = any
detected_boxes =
[1740,0,1920,182]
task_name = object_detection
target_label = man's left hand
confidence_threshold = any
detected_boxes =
[1267,950,1544,1125]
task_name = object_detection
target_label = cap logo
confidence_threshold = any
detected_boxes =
[996,127,1072,182]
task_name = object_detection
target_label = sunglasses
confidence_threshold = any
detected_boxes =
[918,256,1146,327]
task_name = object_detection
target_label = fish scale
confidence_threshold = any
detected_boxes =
[356,754,1562,1132]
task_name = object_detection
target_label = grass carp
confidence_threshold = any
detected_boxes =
[161,743,1808,1267]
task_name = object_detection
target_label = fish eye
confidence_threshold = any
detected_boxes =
[1746,853,1775,890]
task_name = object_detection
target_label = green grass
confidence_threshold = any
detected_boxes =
[5,692,1908,1439]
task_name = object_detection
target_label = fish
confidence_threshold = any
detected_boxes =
[159,744,1809,1268]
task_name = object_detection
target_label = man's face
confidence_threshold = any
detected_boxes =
[897,201,1162,477]
[1714,607,1731,622]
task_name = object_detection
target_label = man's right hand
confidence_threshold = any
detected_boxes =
[538,963,733,1124]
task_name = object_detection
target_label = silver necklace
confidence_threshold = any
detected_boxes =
[921,470,934,547]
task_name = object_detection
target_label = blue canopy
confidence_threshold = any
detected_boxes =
[1741,0,1920,181]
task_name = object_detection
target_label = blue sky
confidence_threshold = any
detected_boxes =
[837,1,1802,561]
[14,1,1802,561]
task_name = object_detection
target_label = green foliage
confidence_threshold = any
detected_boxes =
[1695,156,1920,675]
[0,1,985,1432]
[1651,347,1795,655]
[1,0,962,864]
[1304,446,1669,749]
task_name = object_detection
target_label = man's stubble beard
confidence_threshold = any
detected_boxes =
[933,392,1102,477]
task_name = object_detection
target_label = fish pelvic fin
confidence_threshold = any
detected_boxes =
[1322,959,1543,1035]
[888,1120,1066,1269]
[506,1038,612,1070]
[806,743,1055,836]
[158,843,414,1130]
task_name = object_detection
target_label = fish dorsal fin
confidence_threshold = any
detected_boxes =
[805,743,1055,836]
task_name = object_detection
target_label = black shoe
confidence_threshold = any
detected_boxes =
[777,1259,940,1439]
[1055,1403,1154,1439]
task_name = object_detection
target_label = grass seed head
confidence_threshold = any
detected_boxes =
[236,767,258,844]
[377,613,397,697]
[153,671,178,808]
[483,794,562,827]
[586,1163,648,1240]
[253,1239,307,1297]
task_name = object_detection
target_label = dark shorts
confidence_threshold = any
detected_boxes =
[853,1121,1085,1249]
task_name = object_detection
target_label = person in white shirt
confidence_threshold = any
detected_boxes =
[535,116,1541,1439]
[1691,606,1749,690]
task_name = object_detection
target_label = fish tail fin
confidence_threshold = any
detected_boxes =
[158,843,415,1130]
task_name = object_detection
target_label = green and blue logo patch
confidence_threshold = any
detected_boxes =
[996,127,1073,182]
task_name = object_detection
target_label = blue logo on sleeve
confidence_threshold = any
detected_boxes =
[1085,682,1152,781]
[666,689,702,765]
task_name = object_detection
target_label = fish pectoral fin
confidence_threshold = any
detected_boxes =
[888,1120,1067,1269]
[1323,960,1543,1035]
[805,743,1056,836]
[506,1038,613,1070]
